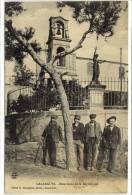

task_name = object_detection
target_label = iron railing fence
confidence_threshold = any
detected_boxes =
[7,78,128,114]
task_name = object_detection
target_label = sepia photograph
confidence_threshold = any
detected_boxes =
[4,1,129,193]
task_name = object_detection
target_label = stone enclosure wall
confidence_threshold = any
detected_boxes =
[5,109,128,143]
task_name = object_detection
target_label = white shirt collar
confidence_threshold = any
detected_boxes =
[110,126,114,130]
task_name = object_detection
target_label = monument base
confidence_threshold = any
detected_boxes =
[88,84,106,110]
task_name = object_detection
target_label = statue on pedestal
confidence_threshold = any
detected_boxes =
[91,47,105,85]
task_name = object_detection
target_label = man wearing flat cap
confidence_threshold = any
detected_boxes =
[84,114,102,171]
[72,114,85,170]
[42,115,63,167]
[97,116,121,173]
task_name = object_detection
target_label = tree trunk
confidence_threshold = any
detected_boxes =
[52,73,77,171]
[7,21,77,171]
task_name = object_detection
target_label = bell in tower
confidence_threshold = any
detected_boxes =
[55,21,64,38]
[56,23,61,35]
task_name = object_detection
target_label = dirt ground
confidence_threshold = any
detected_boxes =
[5,162,128,193]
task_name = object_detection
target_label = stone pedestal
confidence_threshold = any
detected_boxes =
[88,84,106,110]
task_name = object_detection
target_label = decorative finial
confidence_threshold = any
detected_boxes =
[58,1,63,16]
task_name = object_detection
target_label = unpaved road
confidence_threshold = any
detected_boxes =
[5,162,127,193]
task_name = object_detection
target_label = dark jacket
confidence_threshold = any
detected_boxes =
[72,122,84,143]
[84,121,102,143]
[102,125,121,149]
[42,120,63,143]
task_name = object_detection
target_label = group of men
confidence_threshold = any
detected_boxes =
[41,114,121,173]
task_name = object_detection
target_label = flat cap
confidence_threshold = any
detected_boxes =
[107,116,116,123]
[74,115,80,120]
[51,115,58,119]
[89,114,96,119]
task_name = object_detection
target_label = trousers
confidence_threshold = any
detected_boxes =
[74,140,84,169]
[43,136,57,166]
[108,148,117,171]
[84,137,98,168]
[97,147,117,171]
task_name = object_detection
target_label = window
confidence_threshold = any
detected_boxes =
[56,47,65,67]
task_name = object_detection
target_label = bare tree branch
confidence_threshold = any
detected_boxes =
[6,20,93,78]
[7,20,93,73]
[53,28,93,63]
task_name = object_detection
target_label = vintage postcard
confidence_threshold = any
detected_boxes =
[4,1,130,193]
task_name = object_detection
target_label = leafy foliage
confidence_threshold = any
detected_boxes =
[5,2,25,17]
[5,2,41,86]
[57,1,122,38]
[14,63,34,86]
[5,3,41,65]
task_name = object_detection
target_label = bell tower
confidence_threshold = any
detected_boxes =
[46,16,76,75]
[46,16,71,63]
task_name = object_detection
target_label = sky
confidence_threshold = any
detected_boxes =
[5,1,128,81]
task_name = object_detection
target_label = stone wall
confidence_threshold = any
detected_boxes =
[5,142,66,168]
[5,109,128,143]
